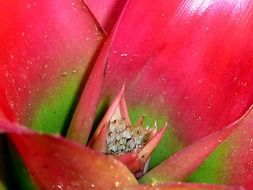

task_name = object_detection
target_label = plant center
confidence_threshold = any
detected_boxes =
[106,118,148,155]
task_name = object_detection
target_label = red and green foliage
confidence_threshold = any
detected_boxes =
[0,0,253,189]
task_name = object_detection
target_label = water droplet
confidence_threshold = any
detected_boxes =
[114,181,120,187]
[61,72,68,77]
[44,64,48,69]
[52,184,64,190]
[90,184,95,188]
[10,54,14,59]
[120,53,128,57]
[72,70,77,74]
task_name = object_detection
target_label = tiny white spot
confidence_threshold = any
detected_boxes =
[114,181,120,187]
[61,72,68,77]
[90,184,95,188]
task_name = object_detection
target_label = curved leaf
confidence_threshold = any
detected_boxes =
[187,105,253,190]
[121,183,242,190]
[88,0,253,167]
[0,121,137,189]
[0,0,105,133]
[85,0,127,33]
[139,116,238,184]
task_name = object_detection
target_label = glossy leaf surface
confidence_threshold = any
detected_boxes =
[0,121,137,189]
[89,0,253,167]
[139,118,237,184]
[0,0,104,133]
[186,106,253,190]
[85,0,127,33]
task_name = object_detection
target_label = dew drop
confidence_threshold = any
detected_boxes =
[120,53,128,57]
[61,72,68,77]
[72,70,77,74]
[90,184,95,188]
[53,184,64,190]
[114,181,120,187]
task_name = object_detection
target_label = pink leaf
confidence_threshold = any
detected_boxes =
[0,0,104,133]
[0,121,138,189]
[99,0,253,144]
[85,0,127,33]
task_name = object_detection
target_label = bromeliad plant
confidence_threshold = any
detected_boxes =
[1,0,253,190]
[88,86,167,178]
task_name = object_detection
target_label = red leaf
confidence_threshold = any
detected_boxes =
[99,0,253,143]
[0,0,104,133]
[139,110,243,184]
[187,105,253,190]
[0,121,137,189]
[85,0,127,33]
[140,105,253,190]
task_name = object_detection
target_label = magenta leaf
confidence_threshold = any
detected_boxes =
[0,121,138,189]
[139,110,243,184]
[186,105,253,190]
[80,0,253,168]
[0,0,105,133]
[85,0,127,33]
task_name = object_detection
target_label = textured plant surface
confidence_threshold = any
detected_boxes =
[0,0,253,190]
